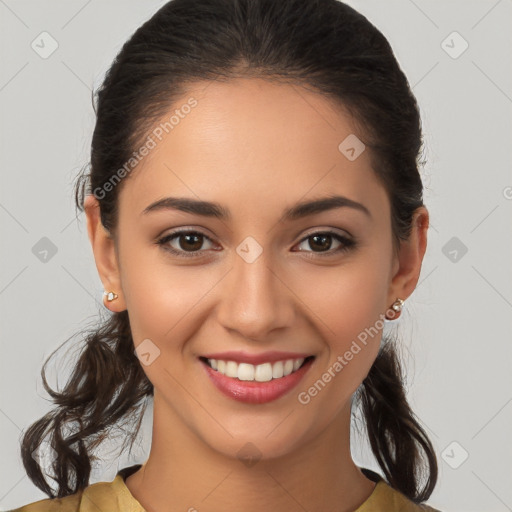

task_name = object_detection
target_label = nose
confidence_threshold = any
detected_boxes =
[215,248,295,342]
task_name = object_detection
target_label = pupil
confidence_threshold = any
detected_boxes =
[311,234,331,252]
[181,233,202,251]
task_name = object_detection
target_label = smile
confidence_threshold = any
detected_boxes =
[199,355,316,404]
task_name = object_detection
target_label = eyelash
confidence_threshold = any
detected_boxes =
[156,229,356,259]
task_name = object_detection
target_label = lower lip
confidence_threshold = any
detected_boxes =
[201,357,314,404]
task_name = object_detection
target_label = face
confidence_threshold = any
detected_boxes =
[85,77,428,461]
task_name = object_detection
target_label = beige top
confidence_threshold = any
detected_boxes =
[9,465,441,511]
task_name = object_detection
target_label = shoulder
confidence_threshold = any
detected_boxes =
[357,479,442,512]
[355,469,442,512]
[7,478,130,512]
[388,487,442,512]
[6,491,82,512]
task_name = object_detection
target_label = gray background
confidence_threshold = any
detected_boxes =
[1,1,511,510]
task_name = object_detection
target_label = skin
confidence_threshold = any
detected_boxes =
[84,77,429,512]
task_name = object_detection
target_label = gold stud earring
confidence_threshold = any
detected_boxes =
[391,298,404,312]
[386,298,404,320]
[103,291,119,302]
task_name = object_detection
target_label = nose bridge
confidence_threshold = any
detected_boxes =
[216,242,293,340]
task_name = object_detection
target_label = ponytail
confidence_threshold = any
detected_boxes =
[357,338,438,503]
[20,311,153,498]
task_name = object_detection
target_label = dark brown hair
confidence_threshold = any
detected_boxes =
[20,0,437,502]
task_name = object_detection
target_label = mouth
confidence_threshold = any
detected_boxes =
[199,355,315,404]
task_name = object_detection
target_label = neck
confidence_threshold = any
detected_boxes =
[125,393,376,512]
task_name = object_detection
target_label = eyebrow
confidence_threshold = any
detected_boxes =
[141,194,371,222]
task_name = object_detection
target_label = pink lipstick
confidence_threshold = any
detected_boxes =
[199,354,315,404]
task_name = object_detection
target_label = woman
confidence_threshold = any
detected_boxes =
[13,0,441,510]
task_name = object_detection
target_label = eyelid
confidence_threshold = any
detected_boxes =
[156,225,217,240]
[157,225,352,243]
[298,226,353,240]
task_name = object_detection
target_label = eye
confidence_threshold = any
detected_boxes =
[156,229,356,259]
[156,230,217,258]
[293,230,356,257]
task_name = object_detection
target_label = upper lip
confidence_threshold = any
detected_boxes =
[200,351,314,365]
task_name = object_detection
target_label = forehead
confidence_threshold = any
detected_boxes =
[118,77,389,223]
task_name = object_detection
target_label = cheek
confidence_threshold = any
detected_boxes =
[295,254,390,343]
[291,250,390,394]
[124,269,216,342]
[117,237,215,348]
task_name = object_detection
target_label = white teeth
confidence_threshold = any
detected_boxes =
[207,357,306,382]
[226,361,238,378]
[283,359,294,376]
[254,363,273,382]
[238,363,254,381]
[272,361,284,379]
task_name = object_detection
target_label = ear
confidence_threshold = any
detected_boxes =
[387,206,429,309]
[84,194,127,312]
